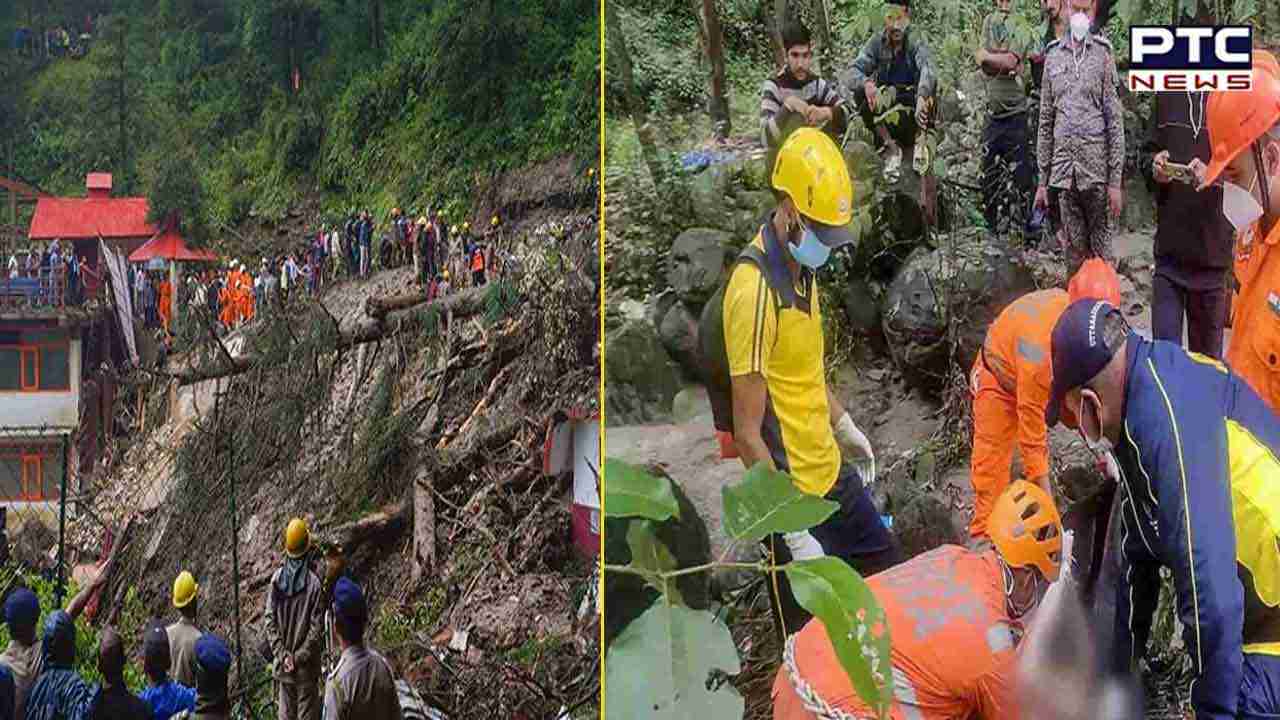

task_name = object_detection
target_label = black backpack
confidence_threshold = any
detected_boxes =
[697,239,801,438]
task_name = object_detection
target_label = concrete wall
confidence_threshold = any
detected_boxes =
[0,338,81,432]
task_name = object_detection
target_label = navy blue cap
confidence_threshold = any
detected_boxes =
[1046,299,1125,426]
[331,577,367,623]
[4,589,38,629]
[194,634,231,677]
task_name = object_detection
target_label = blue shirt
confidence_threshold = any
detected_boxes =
[138,681,196,720]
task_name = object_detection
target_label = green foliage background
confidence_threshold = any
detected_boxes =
[0,0,599,244]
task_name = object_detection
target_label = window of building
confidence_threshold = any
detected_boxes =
[0,446,63,501]
[0,330,70,392]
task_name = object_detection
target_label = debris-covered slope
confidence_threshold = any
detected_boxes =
[76,212,600,719]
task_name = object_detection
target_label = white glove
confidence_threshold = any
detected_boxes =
[783,530,825,561]
[834,412,876,486]
[1058,529,1075,585]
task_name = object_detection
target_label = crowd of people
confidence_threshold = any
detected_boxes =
[0,518,399,720]
[4,241,90,308]
[127,205,512,341]
[726,4,1280,716]
[335,207,509,292]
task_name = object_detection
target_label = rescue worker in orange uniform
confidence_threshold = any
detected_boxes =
[219,265,236,329]
[158,277,173,334]
[1194,51,1280,413]
[772,480,1063,719]
[967,258,1121,538]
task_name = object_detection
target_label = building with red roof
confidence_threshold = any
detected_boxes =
[27,173,157,297]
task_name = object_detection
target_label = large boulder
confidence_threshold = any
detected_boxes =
[840,275,883,336]
[881,229,1037,392]
[687,162,738,231]
[841,139,947,280]
[668,228,732,305]
[657,300,701,380]
[604,319,681,426]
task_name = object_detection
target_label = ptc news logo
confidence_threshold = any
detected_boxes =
[1128,25,1253,92]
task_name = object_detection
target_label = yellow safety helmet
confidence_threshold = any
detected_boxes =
[771,127,856,248]
[463,221,470,231]
[285,517,311,558]
[491,215,499,227]
[587,167,595,177]
[451,225,459,234]
[173,571,199,609]
[443,270,451,279]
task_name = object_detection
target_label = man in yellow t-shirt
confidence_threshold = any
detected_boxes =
[722,128,902,640]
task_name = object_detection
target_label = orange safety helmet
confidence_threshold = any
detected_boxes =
[1068,258,1122,308]
[988,480,1063,582]
[1203,50,1280,187]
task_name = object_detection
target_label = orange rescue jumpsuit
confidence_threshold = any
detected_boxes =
[158,280,173,333]
[219,280,235,328]
[1227,220,1280,412]
[968,289,1068,538]
[772,545,1022,719]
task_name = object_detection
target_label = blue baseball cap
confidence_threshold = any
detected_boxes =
[331,577,367,624]
[4,589,38,629]
[194,634,232,677]
[1045,299,1126,427]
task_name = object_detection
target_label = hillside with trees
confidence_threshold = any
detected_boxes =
[0,0,599,245]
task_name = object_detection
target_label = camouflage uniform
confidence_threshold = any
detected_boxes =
[1037,32,1124,278]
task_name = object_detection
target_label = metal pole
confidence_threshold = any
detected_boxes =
[55,433,68,606]
[227,378,246,695]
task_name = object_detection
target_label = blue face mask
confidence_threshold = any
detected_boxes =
[789,218,831,269]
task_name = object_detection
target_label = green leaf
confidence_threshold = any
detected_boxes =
[721,463,839,542]
[604,604,743,719]
[604,459,680,521]
[785,557,894,718]
[627,520,684,604]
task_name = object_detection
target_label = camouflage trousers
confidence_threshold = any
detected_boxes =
[1057,183,1115,279]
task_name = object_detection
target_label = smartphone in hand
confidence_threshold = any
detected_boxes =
[1163,161,1197,184]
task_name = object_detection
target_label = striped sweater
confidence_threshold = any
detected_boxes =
[759,68,850,152]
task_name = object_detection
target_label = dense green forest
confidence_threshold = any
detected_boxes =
[0,0,599,243]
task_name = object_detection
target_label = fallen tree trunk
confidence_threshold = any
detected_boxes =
[167,287,489,385]
[364,285,487,320]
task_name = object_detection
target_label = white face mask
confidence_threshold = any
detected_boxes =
[1223,172,1264,232]
[1069,12,1090,40]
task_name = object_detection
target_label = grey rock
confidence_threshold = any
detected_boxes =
[881,229,1037,393]
[668,228,733,305]
[604,319,681,426]
[658,300,702,380]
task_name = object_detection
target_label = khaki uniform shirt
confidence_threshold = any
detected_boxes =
[0,638,44,719]
[1036,33,1125,189]
[167,617,203,689]
[322,646,401,720]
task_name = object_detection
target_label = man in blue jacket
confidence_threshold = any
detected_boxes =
[1045,298,1280,719]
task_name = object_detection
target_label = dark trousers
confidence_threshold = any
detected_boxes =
[763,464,903,640]
[982,113,1032,234]
[854,87,920,150]
[1152,273,1228,359]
